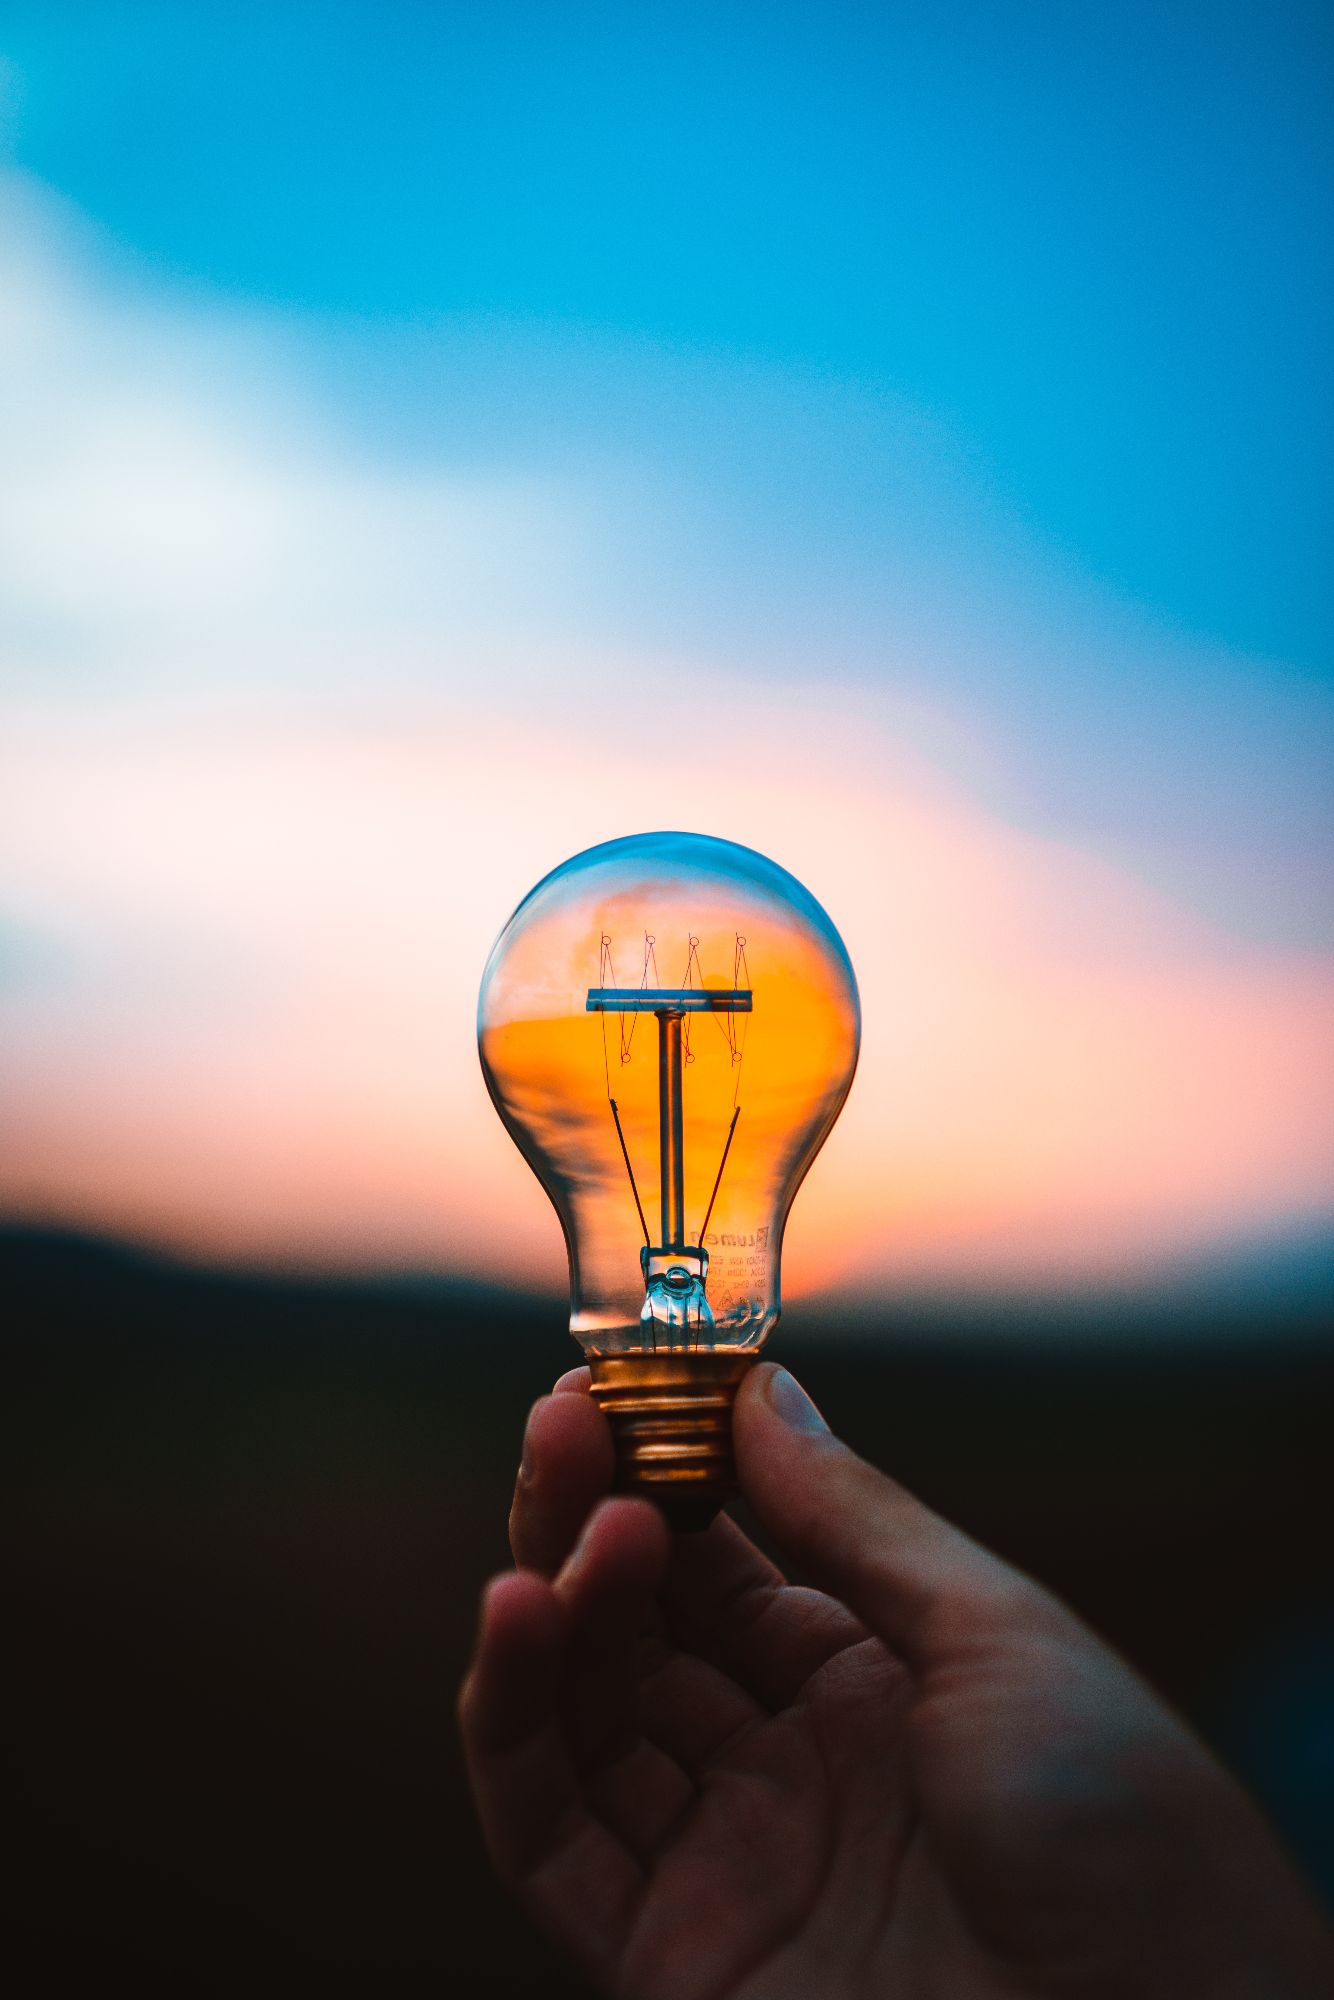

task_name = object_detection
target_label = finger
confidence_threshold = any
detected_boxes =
[552,1504,768,1784]
[554,1498,696,1861]
[555,1498,673,1771]
[553,1502,773,1804]
[735,1364,1042,1673]
[510,1386,614,1575]
[458,1571,642,1980]
[528,1375,870,1706]
[663,1510,872,1708]
[552,1364,591,1394]
[633,1644,766,1776]
[557,1506,773,1776]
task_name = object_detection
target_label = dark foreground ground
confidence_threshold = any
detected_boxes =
[4,1226,1333,1995]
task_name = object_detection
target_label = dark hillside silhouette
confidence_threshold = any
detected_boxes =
[5,1227,1331,1994]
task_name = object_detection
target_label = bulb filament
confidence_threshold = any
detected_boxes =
[587,943,752,1346]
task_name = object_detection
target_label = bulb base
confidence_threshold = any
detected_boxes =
[587,1351,757,1532]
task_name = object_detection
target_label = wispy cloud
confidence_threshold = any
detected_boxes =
[0,175,606,696]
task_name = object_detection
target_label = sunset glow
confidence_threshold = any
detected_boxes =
[2,700,1329,1298]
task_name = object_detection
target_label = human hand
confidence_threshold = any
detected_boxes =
[460,1363,1334,1999]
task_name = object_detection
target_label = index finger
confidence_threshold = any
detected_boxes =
[510,1374,615,1575]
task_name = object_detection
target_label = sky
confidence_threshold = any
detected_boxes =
[0,2,1331,1311]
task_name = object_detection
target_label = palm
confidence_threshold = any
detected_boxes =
[526,1526,1140,2000]
[597,1584,914,2000]
[601,1605,934,2000]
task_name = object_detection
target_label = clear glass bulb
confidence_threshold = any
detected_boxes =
[478,831,860,1522]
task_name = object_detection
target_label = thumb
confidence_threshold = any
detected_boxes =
[734,1363,1039,1672]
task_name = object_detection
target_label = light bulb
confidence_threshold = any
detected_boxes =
[477,831,860,1525]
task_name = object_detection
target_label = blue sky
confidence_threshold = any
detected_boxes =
[0,3,1330,1287]
[5,1,1330,652]
[3,0,1330,947]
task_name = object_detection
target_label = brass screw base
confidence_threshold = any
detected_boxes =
[588,1351,757,1532]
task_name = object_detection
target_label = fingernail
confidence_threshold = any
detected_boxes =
[765,1366,830,1435]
